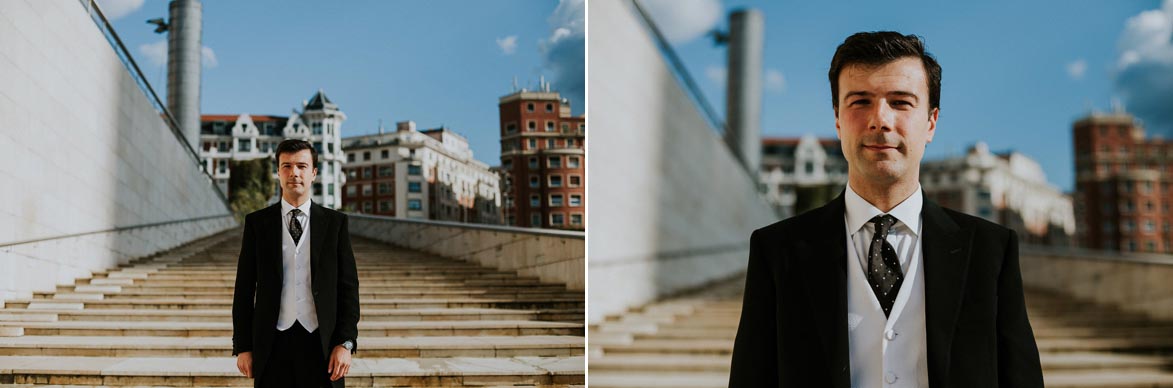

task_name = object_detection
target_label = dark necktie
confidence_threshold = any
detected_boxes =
[868,215,904,317]
[289,209,303,245]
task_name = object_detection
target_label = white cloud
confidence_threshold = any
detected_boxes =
[639,0,722,43]
[1066,59,1087,80]
[540,0,585,113]
[95,0,144,21]
[766,68,786,92]
[139,41,218,69]
[706,65,726,86]
[139,40,167,67]
[1114,0,1173,133]
[202,46,218,68]
[496,35,518,55]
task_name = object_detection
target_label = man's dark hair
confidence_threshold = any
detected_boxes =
[829,31,941,113]
[275,139,318,168]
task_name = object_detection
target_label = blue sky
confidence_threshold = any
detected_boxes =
[96,0,585,166]
[642,0,1173,192]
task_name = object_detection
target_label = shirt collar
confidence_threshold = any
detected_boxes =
[280,197,313,218]
[844,183,923,236]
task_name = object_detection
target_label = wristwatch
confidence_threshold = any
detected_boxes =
[341,340,354,351]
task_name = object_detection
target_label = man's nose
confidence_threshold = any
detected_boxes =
[868,101,895,131]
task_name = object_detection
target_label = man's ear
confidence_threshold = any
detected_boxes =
[926,107,939,143]
[834,106,842,139]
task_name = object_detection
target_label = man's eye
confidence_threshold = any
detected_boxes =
[892,101,912,106]
[849,99,869,106]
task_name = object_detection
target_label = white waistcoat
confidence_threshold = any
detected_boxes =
[846,222,930,388]
[277,210,319,332]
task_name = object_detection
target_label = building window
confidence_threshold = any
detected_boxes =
[1123,220,1135,233]
[551,213,565,226]
[570,195,581,207]
[219,160,227,173]
[527,103,535,112]
[238,139,250,152]
[546,121,555,132]
[363,151,371,161]
[1127,240,1136,251]
[363,167,372,179]
[505,123,517,133]
[546,103,554,112]
[548,157,561,168]
[530,195,540,207]
[550,194,564,207]
[379,201,391,212]
[379,166,392,177]
[362,201,372,213]
[805,162,814,174]
[328,183,334,195]
[528,121,536,131]
[568,157,580,168]
[362,184,372,196]
[570,214,582,225]
[347,185,356,196]
[529,175,540,188]
[407,165,421,175]
[1148,241,1157,252]
[408,199,422,210]
[313,142,323,154]
[381,150,390,159]
[529,157,539,169]
[547,139,556,148]
[1146,220,1155,233]
[530,213,541,227]
[312,123,323,135]
[549,175,562,187]
[313,183,322,196]
[503,159,513,169]
[409,182,422,193]
[569,175,581,187]
[568,138,576,147]
[528,138,537,149]
[348,153,355,162]
[347,169,357,179]
[378,183,390,195]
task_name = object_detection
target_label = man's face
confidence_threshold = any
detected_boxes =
[835,57,938,186]
[278,149,317,199]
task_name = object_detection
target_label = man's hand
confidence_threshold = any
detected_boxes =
[327,345,352,381]
[236,351,253,378]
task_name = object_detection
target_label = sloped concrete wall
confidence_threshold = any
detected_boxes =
[350,215,585,291]
[587,0,778,323]
[1021,247,1173,321]
[0,0,234,301]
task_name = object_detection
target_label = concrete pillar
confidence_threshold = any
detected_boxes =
[166,0,202,151]
[724,9,764,176]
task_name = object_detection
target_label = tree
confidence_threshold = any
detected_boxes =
[228,157,274,223]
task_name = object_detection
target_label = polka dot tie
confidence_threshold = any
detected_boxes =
[868,215,904,317]
[289,209,304,245]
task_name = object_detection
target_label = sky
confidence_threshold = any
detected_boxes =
[640,0,1173,192]
[95,0,585,166]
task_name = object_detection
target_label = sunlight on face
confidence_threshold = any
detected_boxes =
[278,149,317,200]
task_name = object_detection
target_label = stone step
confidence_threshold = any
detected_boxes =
[0,320,583,337]
[0,308,581,323]
[61,283,570,293]
[74,278,546,287]
[37,290,577,301]
[0,335,583,358]
[3,298,583,311]
[0,355,584,386]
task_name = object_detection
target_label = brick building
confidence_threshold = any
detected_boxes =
[1073,110,1173,252]
[498,83,586,230]
[340,121,501,224]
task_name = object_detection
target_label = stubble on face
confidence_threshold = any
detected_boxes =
[278,150,317,204]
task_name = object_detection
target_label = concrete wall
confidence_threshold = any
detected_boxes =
[0,0,235,301]
[349,215,585,291]
[1021,246,1173,321]
[587,0,778,323]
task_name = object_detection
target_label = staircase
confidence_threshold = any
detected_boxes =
[588,274,1173,388]
[0,229,585,387]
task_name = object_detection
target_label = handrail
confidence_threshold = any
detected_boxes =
[0,214,234,248]
[78,0,230,207]
[629,0,728,135]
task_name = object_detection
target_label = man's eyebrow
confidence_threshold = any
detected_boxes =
[844,91,873,99]
[888,91,920,101]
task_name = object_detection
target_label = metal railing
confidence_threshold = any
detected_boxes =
[629,0,727,135]
[0,214,233,248]
[78,0,229,206]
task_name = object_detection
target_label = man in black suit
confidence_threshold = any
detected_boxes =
[233,139,360,388]
[728,32,1043,387]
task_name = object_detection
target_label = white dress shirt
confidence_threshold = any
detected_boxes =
[277,198,319,332]
[844,184,929,387]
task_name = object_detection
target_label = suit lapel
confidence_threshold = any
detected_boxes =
[310,203,327,286]
[795,193,851,387]
[267,203,283,285]
[920,199,971,386]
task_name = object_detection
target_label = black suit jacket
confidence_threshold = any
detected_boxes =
[728,193,1043,387]
[232,202,361,387]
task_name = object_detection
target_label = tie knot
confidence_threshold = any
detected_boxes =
[870,214,897,236]
[290,209,302,217]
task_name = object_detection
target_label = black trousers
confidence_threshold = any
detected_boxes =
[259,321,332,388]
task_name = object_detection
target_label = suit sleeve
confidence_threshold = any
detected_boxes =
[231,215,257,356]
[332,213,361,353]
[997,229,1044,387]
[728,229,780,387]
